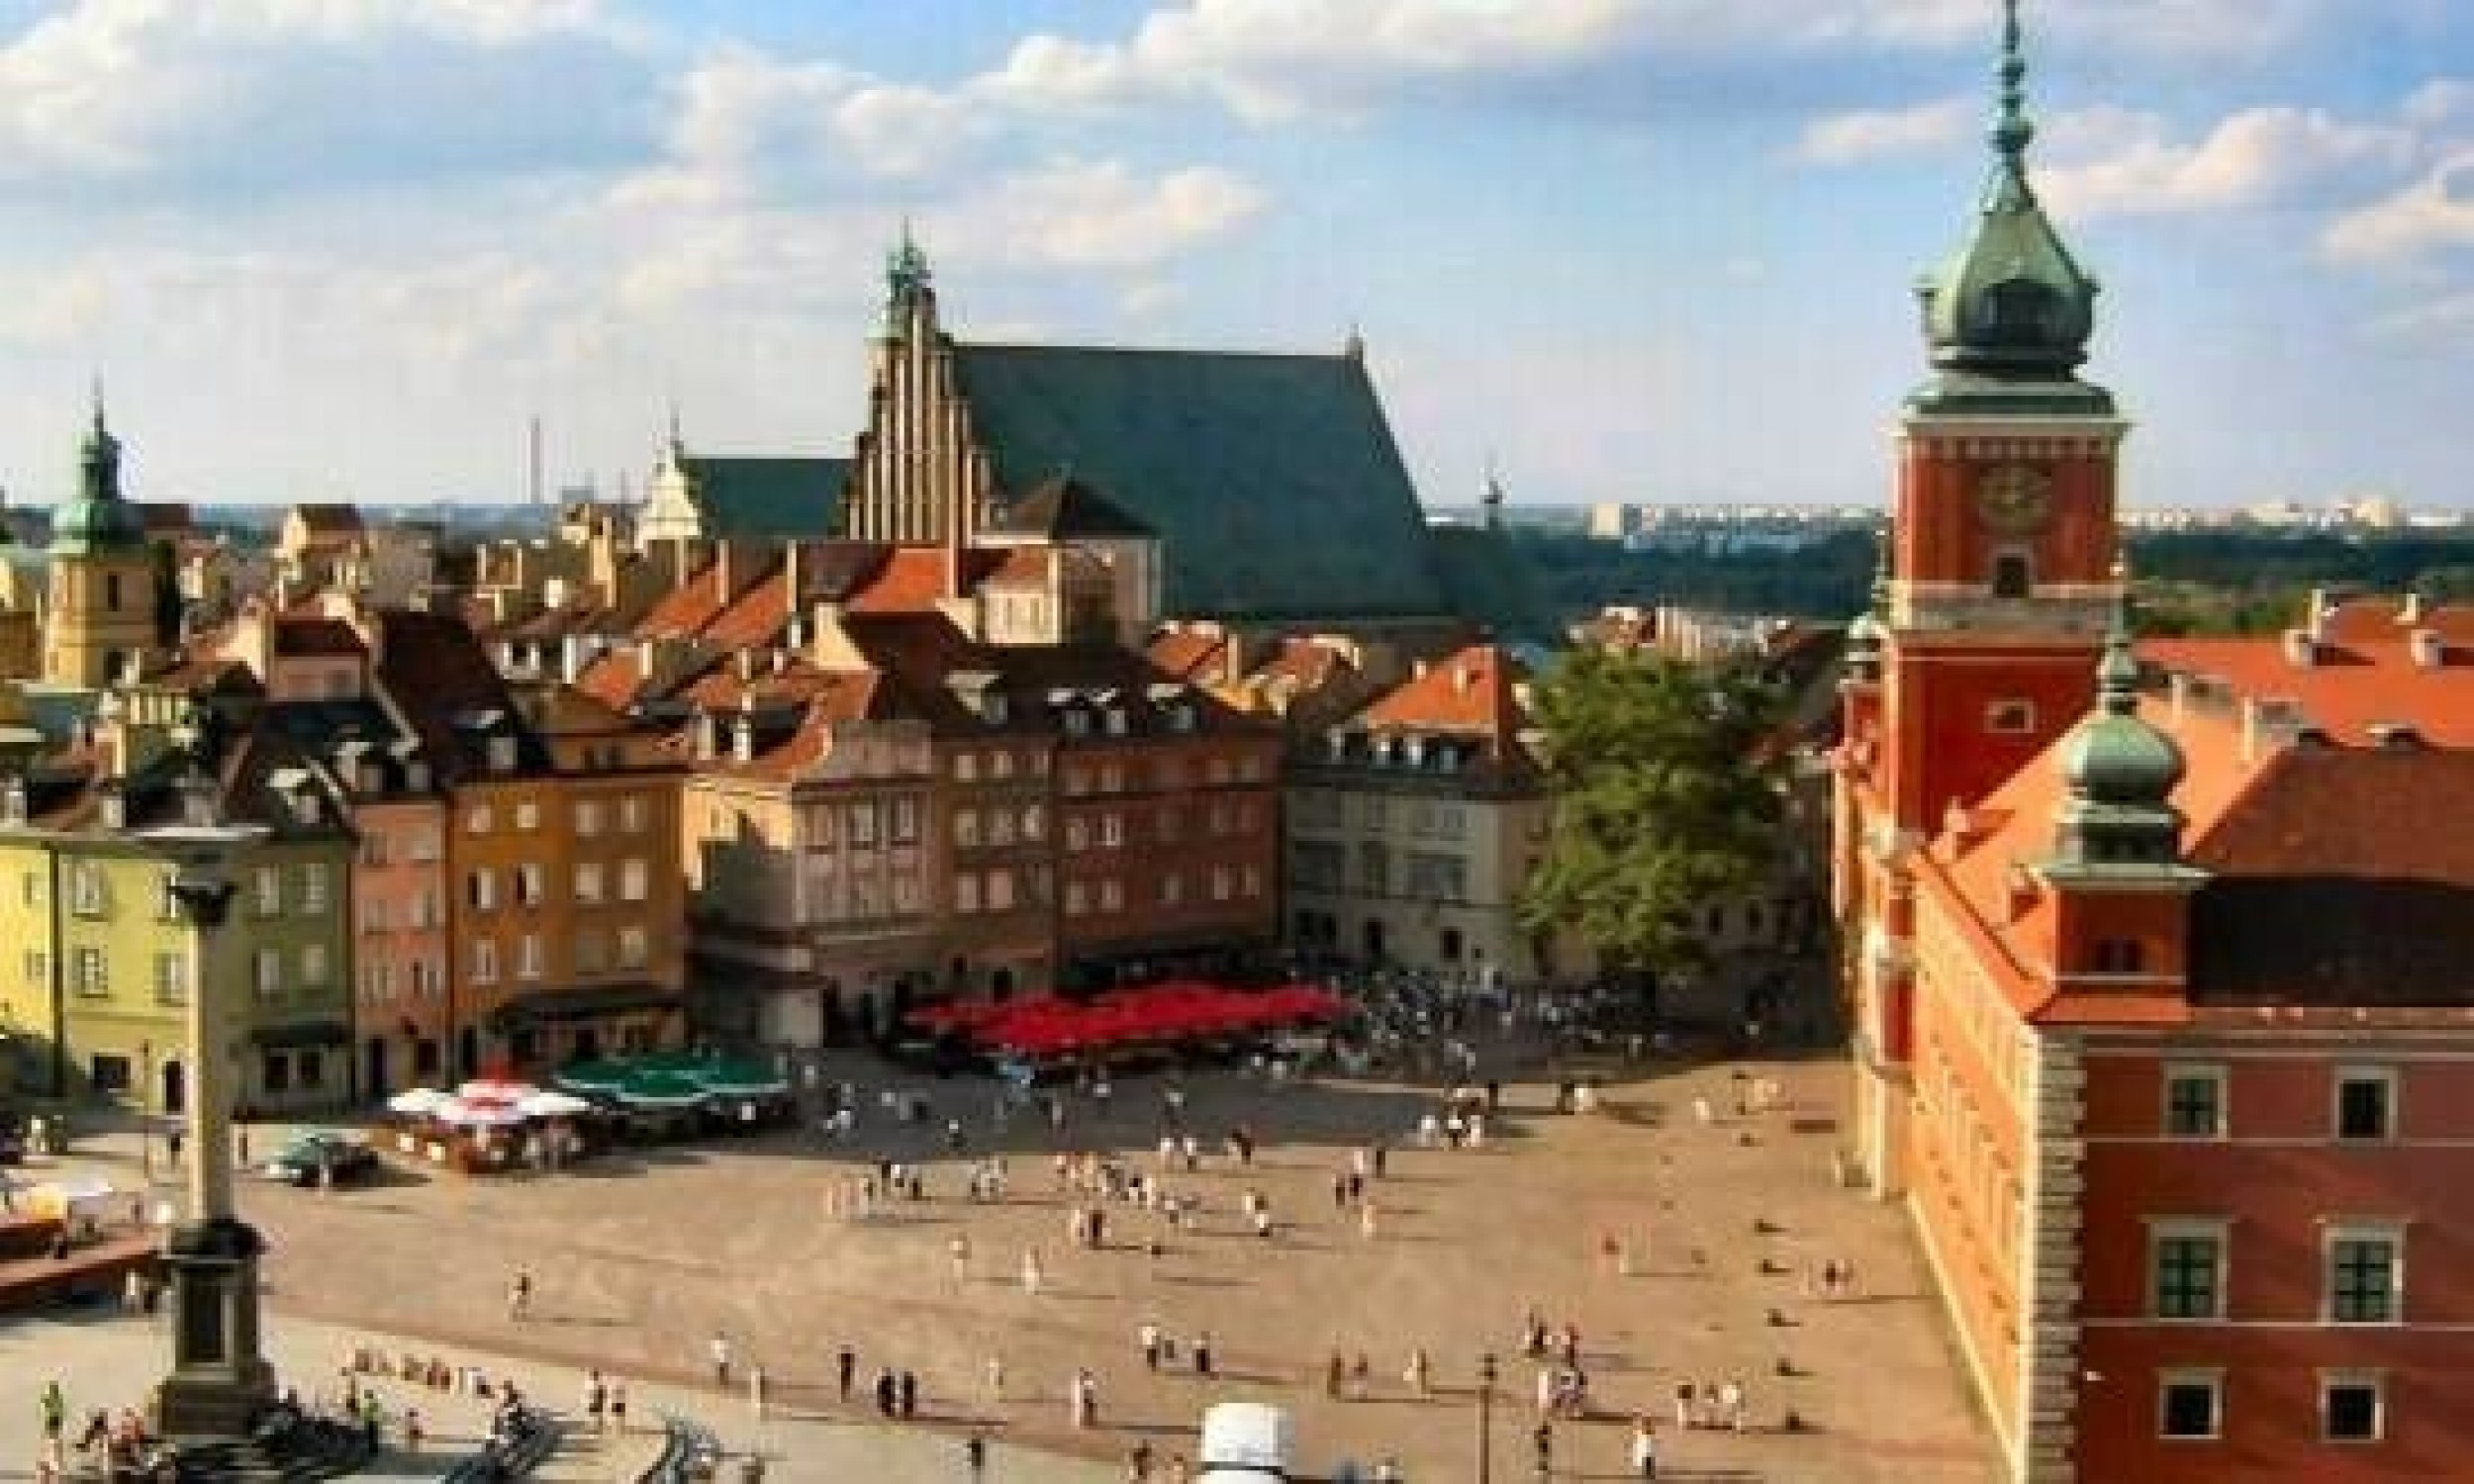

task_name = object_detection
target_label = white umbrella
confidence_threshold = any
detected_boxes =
[386,1087,453,1117]
[516,1089,596,1119]
[458,1078,536,1103]
[435,1098,526,1129]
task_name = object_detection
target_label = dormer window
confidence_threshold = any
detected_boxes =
[2,779,24,826]
[1171,702,1197,733]
[983,693,1009,725]
[100,791,126,830]
[695,714,720,761]
[291,788,321,825]
[1064,709,1091,738]
[1104,708,1129,737]
[733,718,755,763]
[405,761,431,792]
[487,735,519,774]
[1404,736,1426,767]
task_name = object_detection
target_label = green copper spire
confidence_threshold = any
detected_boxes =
[2059,558,2182,809]
[2095,557,2141,714]
[52,389,145,557]
[885,218,933,333]
[1911,0,2108,413]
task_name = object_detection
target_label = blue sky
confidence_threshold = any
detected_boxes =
[0,0,2467,512]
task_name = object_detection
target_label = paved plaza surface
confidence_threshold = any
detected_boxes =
[5,1050,1994,1481]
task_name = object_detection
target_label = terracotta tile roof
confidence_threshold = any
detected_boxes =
[846,546,1004,613]
[2141,621,2474,747]
[1146,627,1228,682]
[637,562,735,638]
[1358,643,1528,741]
[1252,636,1353,692]
[2186,748,2474,1007]
[575,650,645,711]
[704,572,793,652]
[703,672,891,782]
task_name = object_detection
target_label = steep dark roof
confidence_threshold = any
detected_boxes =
[2187,748,2474,1007]
[994,474,1156,540]
[1426,524,1553,643]
[369,608,547,780]
[682,456,849,540]
[952,344,1447,621]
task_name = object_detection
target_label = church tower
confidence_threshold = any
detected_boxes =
[841,225,993,547]
[46,398,157,689]
[1878,0,2124,836]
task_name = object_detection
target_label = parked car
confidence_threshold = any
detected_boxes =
[259,1130,377,1187]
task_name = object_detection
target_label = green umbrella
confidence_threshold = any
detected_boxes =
[553,1061,630,1094]
[691,1060,790,1097]
[616,1069,710,1109]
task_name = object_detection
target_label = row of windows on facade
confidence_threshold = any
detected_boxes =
[460,794,654,839]
[2149,1223,2406,1325]
[1062,865,1264,917]
[461,859,654,912]
[1059,802,1263,853]
[1060,754,1265,794]
[1289,792,1474,838]
[2162,1065,2402,1141]
[1290,841,1474,902]
[45,942,333,1000]
[352,920,658,1002]
[2156,1370,2387,1444]
[86,1046,336,1098]
[778,797,924,849]
[35,862,336,920]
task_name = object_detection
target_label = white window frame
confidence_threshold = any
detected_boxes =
[2157,1368,2224,1441]
[2334,1067,2398,1143]
[301,863,330,914]
[2324,1221,2406,1326]
[472,940,499,985]
[300,943,330,986]
[2146,1218,2231,1321]
[573,862,606,905]
[2162,1063,2229,1140]
[620,859,647,903]
[2320,1370,2385,1444]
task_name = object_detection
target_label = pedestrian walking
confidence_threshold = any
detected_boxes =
[610,1380,628,1435]
[507,1269,532,1321]
[1326,1351,1347,1399]
[985,1353,1006,1404]
[1192,1331,1214,1378]
[710,1332,733,1389]
[899,1369,918,1420]
[1140,1320,1164,1370]
[874,1369,898,1419]
[949,1233,973,1285]
[1404,1347,1431,1397]
[1631,1415,1659,1479]
[837,1345,857,1403]
[1020,1248,1045,1296]
[585,1371,607,1434]
[966,1431,989,1480]
[750,1363,767,1422]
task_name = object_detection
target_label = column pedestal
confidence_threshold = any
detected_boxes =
[151,1217,276,1437]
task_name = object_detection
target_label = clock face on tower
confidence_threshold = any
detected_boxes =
[1975,463,2053,534]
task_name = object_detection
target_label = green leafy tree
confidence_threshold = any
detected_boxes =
[1519,647,1787,976]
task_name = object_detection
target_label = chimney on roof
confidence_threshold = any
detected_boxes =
[716,540,736,600]
[770,648,789,676]
[2167,672,2193,725]
[736,648,758,682]
[2409,628,2444,670]
[2281,628,2317,669]
[786,541,803,604]
[1454,663,1477,696]
[2367,722,2426,751]
[560,632,592,686]
[2241,696,2308,763]
[2400,591,2426,624]
[2307,588,2336,643]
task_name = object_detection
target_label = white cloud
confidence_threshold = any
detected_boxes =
[2034,105,2418,219]
[950,161,1269,270]
[0,0,654,192]
[1791,95,1971,165]
[981,0,2337,125]
[2324,151,2474,264]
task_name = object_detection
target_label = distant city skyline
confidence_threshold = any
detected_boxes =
[0,1,2467,512]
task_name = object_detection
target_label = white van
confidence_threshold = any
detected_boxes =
[1198,1401,1293,1481]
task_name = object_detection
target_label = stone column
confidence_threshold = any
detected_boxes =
[153,851,278,1438]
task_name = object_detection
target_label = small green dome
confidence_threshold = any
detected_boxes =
[2059,631,2182,804]
[50,405,146,557]
[2058,712,2184,804]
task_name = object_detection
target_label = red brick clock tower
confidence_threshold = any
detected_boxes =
[1843,0,2124,1195]
[1879,0,2123,837]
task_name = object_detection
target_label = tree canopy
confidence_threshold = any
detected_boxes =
[1519,646,1787,974]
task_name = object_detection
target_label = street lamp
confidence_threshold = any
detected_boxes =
[143,818,277,1439]
[1476,1351,1498,1484]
